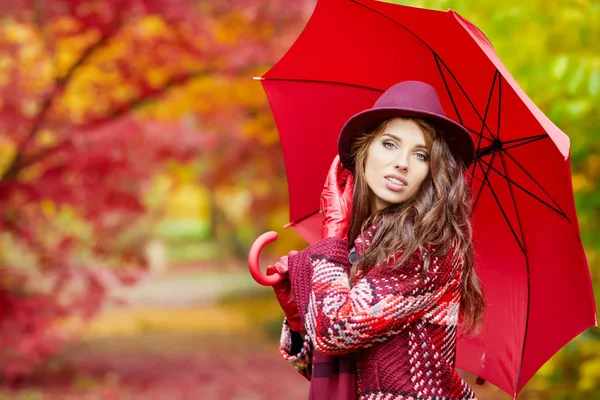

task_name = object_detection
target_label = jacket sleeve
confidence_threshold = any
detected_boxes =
[279,318,312,380]
[287,237,461,356]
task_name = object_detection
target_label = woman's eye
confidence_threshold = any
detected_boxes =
[415,153,429,161]
[383,141,396,149]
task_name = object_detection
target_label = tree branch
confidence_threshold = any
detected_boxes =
[11,68,210,174]
[0,28,116,182]
[80,69,209,130]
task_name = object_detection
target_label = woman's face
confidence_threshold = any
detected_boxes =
[364,118,431,212]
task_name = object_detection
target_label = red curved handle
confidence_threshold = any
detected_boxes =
[248,231,284,286]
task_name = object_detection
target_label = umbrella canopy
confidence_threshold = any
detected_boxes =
[257,0,597,396]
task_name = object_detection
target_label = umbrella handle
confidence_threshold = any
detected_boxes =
[248,231,284,286]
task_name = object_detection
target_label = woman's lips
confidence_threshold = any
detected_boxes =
[384,175,407,192]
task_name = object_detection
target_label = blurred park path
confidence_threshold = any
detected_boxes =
[106,261,262,309]
[1,263,311,400]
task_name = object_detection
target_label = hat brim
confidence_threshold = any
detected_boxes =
[338,107,475,170]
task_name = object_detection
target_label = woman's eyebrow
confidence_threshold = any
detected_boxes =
[382,133,427,150]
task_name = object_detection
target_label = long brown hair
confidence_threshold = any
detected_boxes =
[347,117,485,334]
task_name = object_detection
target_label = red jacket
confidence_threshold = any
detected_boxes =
[279,229,477,400]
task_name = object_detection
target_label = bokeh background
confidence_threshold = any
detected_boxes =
[0,0,597,399]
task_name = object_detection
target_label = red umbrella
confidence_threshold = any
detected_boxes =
[249,0,597,396]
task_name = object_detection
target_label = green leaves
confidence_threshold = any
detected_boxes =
[588,63,600,96]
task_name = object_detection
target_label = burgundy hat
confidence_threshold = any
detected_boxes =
[338,80,475,170]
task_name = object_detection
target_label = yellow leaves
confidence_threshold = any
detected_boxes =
[61,86,97,123]
[18,40,44,65]
[577,341,600,391]
[573,155,600,193]
[20,162,44,183]
[0,136,16,176]
[92,39,128,64]
[62,63,129,122]
[241,112,279,145]
[62,307,254,338]
[166,184,210,220]
[586,248,597,273]
[254,23,275,41]
[36,129,57,147]
[212,10,278,43]
[579,339,600,357]
[268,210,307,257]
[215,187,252,224]
[111,83,139,105]
[144,173,173,208]
[169,163,197,184]
[143,75,262,119]
[145,169,211,221]
[61,91,90,124]
[572,173,591,192]
[0,236,39,275]
[51,16,168,121]
[584,154,600,179]
[21,99,41,118]
[138,16,170,39]
[49,16,83,37]
[233,77,267,109]
[578,364,600,391]
[50,15,204,122]
[40,200,57,217]
[3,22,34,43]
[55,28,102,80]
[183,76,219,114]
[145,68,170,90]
[0,22,52,92]
[213,12,248,44]
[535,358,556,380]
[158,75,267,120]
[0,55,14,80]
[3,10,272,126]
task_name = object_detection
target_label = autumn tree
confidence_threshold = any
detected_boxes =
[0,0,312,378]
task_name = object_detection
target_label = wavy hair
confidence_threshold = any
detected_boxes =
[347,118,485,334]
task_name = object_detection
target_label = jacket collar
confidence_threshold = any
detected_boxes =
[353,223,379,256]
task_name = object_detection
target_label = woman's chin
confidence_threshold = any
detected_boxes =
[372,193,405,211]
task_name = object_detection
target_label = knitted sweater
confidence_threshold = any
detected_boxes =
[279,231,477,400]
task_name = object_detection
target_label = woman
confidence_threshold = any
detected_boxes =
[267,80,485,400]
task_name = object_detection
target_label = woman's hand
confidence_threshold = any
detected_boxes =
[266,251,305,332]
[320,155,354,239]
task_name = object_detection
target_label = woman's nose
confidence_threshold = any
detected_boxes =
[394,154,409,171]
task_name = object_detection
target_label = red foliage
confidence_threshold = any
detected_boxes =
[0,0,314,379]
[0,0,206,379]
[0,288,65,378]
